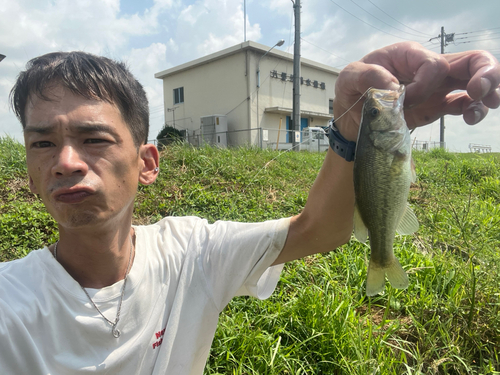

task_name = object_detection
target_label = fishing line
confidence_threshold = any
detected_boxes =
[250,87,373,182]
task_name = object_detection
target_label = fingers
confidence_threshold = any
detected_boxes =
[440,92,489,125]
[483,87,500,109]
[405,92,489,128]
[443,51,500,104]
[333,62,400,141]
[334,61,400,103]
[463,101,489,125]
[361,42,450,108]
[334,42,500,135]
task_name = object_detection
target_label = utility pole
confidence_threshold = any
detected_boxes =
[440,26,445,149]
[430,27,454,149]
[167,106,179,128]
[292,0,301,150]
[244,0,246,42]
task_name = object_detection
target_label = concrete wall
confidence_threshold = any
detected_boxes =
[157,41,339,148]
[161,52,249,146]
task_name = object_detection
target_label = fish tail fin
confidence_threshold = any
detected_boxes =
[365,258,409,296]
[365,262,386,296]
[353,203,369,243]
[386,258,409,290]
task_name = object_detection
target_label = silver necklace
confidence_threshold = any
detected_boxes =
[53,237,134,338]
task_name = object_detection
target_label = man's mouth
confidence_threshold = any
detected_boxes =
[53,187,95,204]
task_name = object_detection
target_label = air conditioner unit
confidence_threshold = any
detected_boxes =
[200,115,228,148]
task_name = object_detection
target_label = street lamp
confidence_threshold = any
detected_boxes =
[256,39,284,88]
[0,55,5,63]
[256,40,284,149]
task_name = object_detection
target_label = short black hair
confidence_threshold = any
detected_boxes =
[10,51,149,147]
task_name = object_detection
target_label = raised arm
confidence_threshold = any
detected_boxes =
[273,42,500,265]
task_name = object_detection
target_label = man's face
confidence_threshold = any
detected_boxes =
[24,85,145,230]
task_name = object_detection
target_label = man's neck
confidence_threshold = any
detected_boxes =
[52,224,136,289]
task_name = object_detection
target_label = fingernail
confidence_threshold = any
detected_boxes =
[473,110,481,124]
[481,77,492,97]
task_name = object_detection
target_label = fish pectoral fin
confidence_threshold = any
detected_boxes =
[385,258,409,290]
[411,157,417,183]
[396,202,420,235]
[365,262,386,296]
[353,204,369,243]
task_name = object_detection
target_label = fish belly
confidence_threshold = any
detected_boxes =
[354,136,411,295]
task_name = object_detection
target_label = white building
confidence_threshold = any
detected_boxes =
[154,41,340,148]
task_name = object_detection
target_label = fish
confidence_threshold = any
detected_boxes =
[353,85,419,296]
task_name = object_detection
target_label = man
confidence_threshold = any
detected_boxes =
[0,42,499,374]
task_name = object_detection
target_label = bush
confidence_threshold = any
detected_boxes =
[156,126,183,150]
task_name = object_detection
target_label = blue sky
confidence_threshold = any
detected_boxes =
[1,0,499,151]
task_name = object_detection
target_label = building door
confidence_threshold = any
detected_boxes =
[286,116,309,143]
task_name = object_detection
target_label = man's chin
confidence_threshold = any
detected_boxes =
[55,211,104,229]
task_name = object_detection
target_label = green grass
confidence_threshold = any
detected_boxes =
[1,137,499,374]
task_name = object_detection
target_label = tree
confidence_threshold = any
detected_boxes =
[156,125,183,150]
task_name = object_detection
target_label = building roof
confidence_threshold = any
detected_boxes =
[155,40,341,79]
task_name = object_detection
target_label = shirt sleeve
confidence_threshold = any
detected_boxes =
[195,217,291,311]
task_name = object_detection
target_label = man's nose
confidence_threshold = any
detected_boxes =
[51,145,89,176]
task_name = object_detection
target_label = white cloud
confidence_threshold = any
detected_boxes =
[266,0,291,15]
[0,0,498,151]
[0,0,173,142]
[123,43,169,139]
[175,0,261,58]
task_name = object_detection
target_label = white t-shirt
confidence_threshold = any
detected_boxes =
[0,216,290,374]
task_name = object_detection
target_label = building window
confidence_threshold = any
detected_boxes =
[329,99,334,115]
[174,87,184,104]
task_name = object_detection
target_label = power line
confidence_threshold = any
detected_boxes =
[454,32,500,41]
[301,38,352,65]
[349,0,429,39]
[455,26,500,36]
[455,31,500,39]
[455,36,500,45]
[366,0,433,37]
[327,0,423,42]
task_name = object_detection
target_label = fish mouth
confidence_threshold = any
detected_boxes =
[367,85,406,110]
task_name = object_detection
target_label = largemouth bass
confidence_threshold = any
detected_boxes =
[353,85,419,296]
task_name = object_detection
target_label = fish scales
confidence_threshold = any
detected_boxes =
[353,85,419,296]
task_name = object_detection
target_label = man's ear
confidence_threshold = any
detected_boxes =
[28,175,39,194]
[138,144,160,185]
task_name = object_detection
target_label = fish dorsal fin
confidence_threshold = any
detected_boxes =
[353,204,369,243]
[396,202,419,235]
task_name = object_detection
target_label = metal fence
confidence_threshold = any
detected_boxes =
[151,127,330,153]
[412,140,445,151]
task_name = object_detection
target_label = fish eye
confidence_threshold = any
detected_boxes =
[369,107,379,117]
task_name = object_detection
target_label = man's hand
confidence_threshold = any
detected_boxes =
[333,42,500,142]
[274,42,500,265]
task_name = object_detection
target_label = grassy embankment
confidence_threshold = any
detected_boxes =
[1,136,499,374]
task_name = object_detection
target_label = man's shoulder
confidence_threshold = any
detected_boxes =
[137,215,211,239]
[0,249,48,311]
[139,215,205,229]
[0,248,44,276]
[0,250,47,288]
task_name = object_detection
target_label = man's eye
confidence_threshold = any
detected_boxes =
[85,139,107,144]
[32,141,54,148]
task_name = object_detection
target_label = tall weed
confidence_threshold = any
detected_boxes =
[1,138,499,374]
